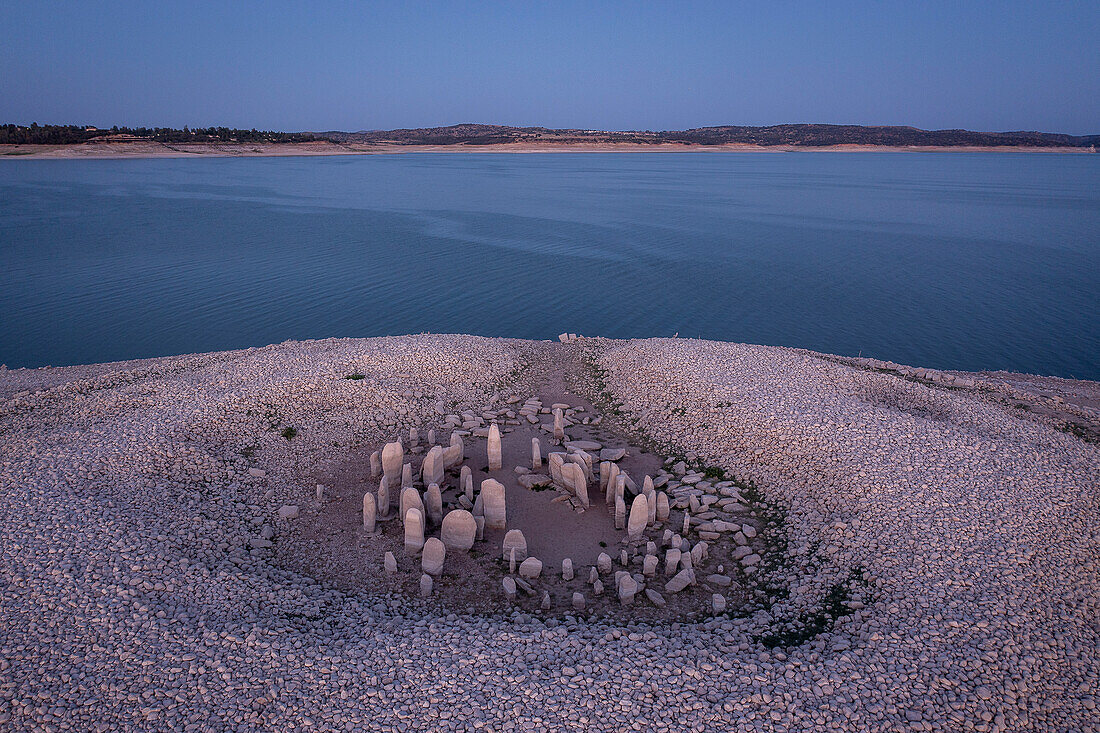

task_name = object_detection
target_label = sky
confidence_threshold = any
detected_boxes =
[2,1,1097,135]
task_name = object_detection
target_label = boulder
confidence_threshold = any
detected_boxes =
[562,558,574,581]
[278,505,299,519]
[399,487,423,525]
[596,552,612,574]
[572,592,585,611]
[531,438,542,470]
[425,483,443,526]
[421,446,445,487]
[381,441,403,484]
[443,433,464,468]
[419,573,433,598]
[503,576,517,602]
[617,575,638,606]
[656,492,670,522]
[627,495,649,541]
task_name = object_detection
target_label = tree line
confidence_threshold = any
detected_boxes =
[0,123,316,145]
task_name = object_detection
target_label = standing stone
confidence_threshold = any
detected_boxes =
[605,463,620,503]
[691,541,708,565]
[620,549,629,567]
[440,509,477,552]
[615,495,626,530]
[600,461,611,492]
[618,575,638,606]
[614,474,626,506]
[564,463,589,506]
[487,424,502,470]
[665,548,682,576]
[502,529,528,562]
[421,537,446,576]
[409,427,419,447]
[531,438,542,470]
[643,554,658,577]
[562,558,574,581]
[401,463,413,489]
[419,573,433,598]
[422,446,445,487]
[400,487,424,525]
[682,511,691,536]
[474,515,485,540]
[404,508,425,556]
[444,433,464,468]
[593,579,604,596]
[553,408,565,440]
[588,567,599,584]
[370,451,381,479]
[509,547,517,574]
[643,476,657,524]
[548,453,565,487]
[461,465,474,501]
[362,492,377,532]
[519,557,543,579]
[628,495,649,541]
[377,478,392,519]
[596,552,612,574]
[656,492,670,522]
[315,484,325,502]
[482,479,507,530]
[383,551,397,574]
[503,576,517,602]
[427,428,436,445]
[541,591,551,610]
[381,441,403,484]
[425,483,443,526]
[572,592,585,611]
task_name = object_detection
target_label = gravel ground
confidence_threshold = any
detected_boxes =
[1,335,1097,731]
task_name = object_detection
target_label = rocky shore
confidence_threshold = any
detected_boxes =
[1,335,1096,731]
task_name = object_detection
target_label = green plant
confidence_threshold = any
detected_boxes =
[345,373,365,380]
[281,427,298,440]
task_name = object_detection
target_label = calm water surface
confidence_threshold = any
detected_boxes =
[1,153,1097,378]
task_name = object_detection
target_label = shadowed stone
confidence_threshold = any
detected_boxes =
[400,487,424,525]
[383,551,397,574]
[422,445,444,487]
[461,465,473,501]
[419,573,433,598]
[503,576,517,602]
[541,591,551,610]
[646,589,666,608]
[502,529,528,562]
[597,552,612,574]
[531,438,542,470]
[370,451,381,479]
[377,478,392,519]
[421,537,446,576]
[553,409,565,440]
[572,592,585,611]
[605,463,620,502]
[600,461,610,492]
[643,554,658,577]
[615,495,626,530]
[665,548,682,576]
[409,427,419,446]
[427,428,436,444]
[548,453,565,487]
[440,509,476,552]
[425,483,443,526]
[618,575,638,606]
[487,424,502,470]
[362,492,377,532]
[482,479,507,530]
[401,463,413,489]
[562,558,574,581]
[404,507,425,556]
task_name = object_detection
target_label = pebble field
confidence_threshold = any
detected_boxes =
[1,335,1097,732]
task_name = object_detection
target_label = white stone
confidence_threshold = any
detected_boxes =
[487,423,502,470]
[369,451,381,478]
[596,552,612,574]
[562,558,574,581]
[643,554,658,577]
[627,494,649,541]
[440,509,476,552]
[617,575,638,606]
[443,433,464,468]
[421,445,444,487]
[481,479,507,530]
[460,465,473,501]
[531,438,542,470]
[421,537,446,576]
[399,487,423,525]
[381,441,403,483]
[656,492,670,522]
[553,408,565,440]
[404,508,425,556]
[383,551,397,574]
[665,548,681,576]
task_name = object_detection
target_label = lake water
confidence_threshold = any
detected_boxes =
[1,153,1097,379]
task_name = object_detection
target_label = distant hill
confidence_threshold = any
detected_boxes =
[319,123,1100,148]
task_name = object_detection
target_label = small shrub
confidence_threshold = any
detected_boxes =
[345,373,365,380]
[281,427,298,440]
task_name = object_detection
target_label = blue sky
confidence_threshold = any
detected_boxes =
[2,1,1097,134]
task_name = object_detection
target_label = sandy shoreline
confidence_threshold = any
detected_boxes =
[1,335,1097,730]
[2,140,1094,160]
